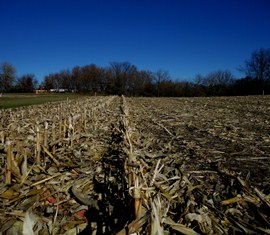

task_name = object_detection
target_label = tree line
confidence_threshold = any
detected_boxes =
[0,63,38,93]
[1,48,270,96]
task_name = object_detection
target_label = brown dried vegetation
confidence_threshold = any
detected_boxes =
[0,95,270,234]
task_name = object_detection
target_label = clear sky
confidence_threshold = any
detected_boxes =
[1,0,270,82]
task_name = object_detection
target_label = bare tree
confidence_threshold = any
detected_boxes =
[153,70,171,96]
[43,73,60,90]
[109,61,137,95]
[16,74,38,92]
[71,66,81,92]
[79,64,103,93]
[130,70,153,96]
[59,70,71,90]
[204,70,234,86]
[240,48,270,81]
[194,74,205,85]
[194,70,234,96]
[0,62,16,92]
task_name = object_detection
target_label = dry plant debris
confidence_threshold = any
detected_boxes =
[0,95,270,234]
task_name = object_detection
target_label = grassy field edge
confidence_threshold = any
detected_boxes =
[0,93,85,109]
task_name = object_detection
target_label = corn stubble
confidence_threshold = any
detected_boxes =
[0,95,270,234]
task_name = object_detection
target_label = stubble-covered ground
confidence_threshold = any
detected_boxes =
[0,95,270,234]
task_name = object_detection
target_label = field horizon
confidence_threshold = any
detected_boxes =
[0,92,269,110]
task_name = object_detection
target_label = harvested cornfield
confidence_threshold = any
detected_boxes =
[0,95,270,234]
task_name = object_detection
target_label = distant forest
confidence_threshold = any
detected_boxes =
[1,48,270,96]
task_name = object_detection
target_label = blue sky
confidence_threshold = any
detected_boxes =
[1,0,270,82]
